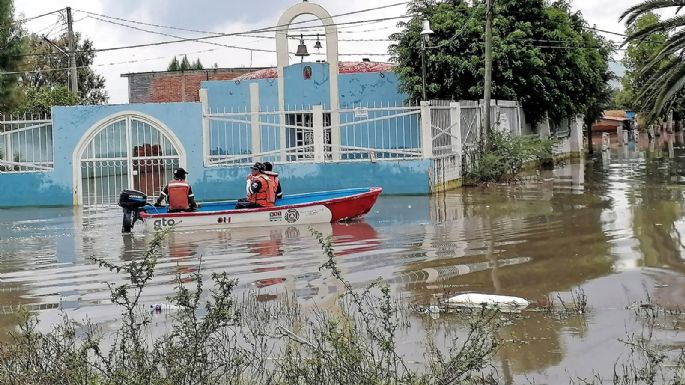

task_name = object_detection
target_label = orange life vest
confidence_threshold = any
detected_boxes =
[168,179,190,211]
[248,174,275,207]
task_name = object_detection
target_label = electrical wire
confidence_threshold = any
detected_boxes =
[15,9,63,23]
[72,2,410,37]
[14,14,410,58]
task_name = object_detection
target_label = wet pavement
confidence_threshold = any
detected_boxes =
[1,132,684,383]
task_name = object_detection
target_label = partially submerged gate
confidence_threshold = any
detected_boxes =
[75,113,185,207]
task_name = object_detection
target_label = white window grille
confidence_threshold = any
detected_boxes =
[0,115,53,173]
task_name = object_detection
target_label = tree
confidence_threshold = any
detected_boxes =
[390,0,612,126]
[0,0,24,113]
[620,1,685,120]
[179,55,191,71]
[167,56,180,71]
[14,86,79,115]
[20,32,108,105]
[167,56,203,71]
[613,12,668,111]
[193,58,203,70]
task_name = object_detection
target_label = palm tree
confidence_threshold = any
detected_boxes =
[620,0,685,120]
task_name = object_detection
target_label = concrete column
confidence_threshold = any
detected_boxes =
[421,101,433,159]
[199,89,210,165]
[617,123,623,147]
[313,105,325,163]
[570,115,583,153]
[249,83,261,160]
[601,132,610,151]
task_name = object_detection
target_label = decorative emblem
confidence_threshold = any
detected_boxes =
[284,208,299,223]
[303,65,312,80]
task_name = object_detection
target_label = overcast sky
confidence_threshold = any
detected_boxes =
[14,0,640,104]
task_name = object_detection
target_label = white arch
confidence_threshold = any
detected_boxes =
[71,110,187,205]
[275,1,340,159]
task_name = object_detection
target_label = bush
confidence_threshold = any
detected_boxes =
[0,229,503,385]
[464,130,558,184]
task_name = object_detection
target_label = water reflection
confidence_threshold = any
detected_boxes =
[1,136,685,382]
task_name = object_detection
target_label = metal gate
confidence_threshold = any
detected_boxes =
[77,115,183,207]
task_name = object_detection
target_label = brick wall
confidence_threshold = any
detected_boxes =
[122,68,264,103]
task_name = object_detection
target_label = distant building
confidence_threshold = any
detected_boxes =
[121,67,266,103]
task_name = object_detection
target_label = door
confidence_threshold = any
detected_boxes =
[77,114,184,207]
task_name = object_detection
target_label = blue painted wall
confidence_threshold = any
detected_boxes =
[0,66,432,208]
[195,159,431,201]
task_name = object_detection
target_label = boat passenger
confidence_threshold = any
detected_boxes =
[153,168,198,212]
[235,162,276,209]
[263,161,283,200]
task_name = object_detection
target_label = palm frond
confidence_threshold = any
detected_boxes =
[620,0,685,26]
[640,29,685,74]
[624,14,685,43]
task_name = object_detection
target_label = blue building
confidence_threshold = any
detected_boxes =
[0,2,466,208]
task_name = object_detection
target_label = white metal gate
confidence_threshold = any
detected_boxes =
[77,115,183,207]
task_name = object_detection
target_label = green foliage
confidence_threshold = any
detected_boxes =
[390,0,612,126]
[193,58,203,70]
[620,2,685,121]
[167,56,180,71]
[613,13,670,113]
[14,86,80,115]
[0,228,503,385]
[167,55,204,71]
[0,0,25,113]
[21,33,108,105]
[464,129,558,183]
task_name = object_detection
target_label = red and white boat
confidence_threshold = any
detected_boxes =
[118,187,382,233]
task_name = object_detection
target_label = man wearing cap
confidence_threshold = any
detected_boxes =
[263,162,283,200]
[154,168,198,212]
[235,162,276,209]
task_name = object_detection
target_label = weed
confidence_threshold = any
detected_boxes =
[464,129,558,184]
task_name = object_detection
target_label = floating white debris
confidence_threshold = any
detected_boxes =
[445,293,529,312]
[151,303,182,313]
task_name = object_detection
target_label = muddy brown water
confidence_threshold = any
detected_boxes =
[1,133,684,383]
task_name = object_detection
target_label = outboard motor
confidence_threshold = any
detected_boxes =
[118,189,147,233]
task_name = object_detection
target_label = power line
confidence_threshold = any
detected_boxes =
[72,2,410,37]
[15,14,409,58]
[15,9,63,23]
[86,15,395,44]
[584,25,626,37]
[84,15,277,54]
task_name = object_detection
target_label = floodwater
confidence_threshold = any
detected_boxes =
[1,132,685,383]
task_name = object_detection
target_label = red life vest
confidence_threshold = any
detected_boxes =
[168,179,190,211]
[248,174,275,207]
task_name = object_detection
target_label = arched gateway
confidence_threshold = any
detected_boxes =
[73,112,186,207]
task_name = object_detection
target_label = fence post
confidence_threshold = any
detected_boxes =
[330,107,341,161]
[199,89,210,166]
[449,102,462,158]
[249,83,261,161]
[420,101,432,158]
[313,105,325,163]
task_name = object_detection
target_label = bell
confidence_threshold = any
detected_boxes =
[295,34,310,60]
[313,34,322,50]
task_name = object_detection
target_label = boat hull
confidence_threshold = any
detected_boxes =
[138,187,381,232]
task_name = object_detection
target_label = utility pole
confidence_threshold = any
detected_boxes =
[66,7,79,96]
[421,38,427,101]
[482,0,493,141]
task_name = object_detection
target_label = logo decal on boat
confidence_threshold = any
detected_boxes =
[284,208,299,223]
[269,211,282,222]
[217,216,231,224]
[153,218,176,230]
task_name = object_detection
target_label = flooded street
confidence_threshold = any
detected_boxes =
[2,133,685,383]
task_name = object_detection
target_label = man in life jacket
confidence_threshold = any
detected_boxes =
[153,168,198,212]
[263,162,283,200]
[235,162,276,209]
